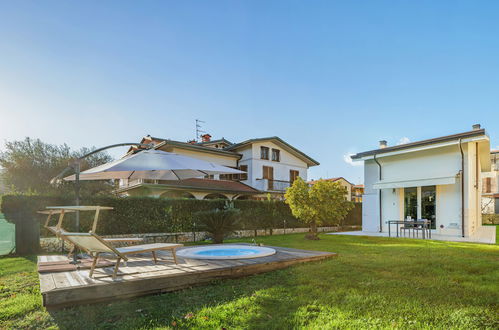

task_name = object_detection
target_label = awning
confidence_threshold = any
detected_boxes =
[372,175,457,189]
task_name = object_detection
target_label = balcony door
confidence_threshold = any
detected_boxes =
[263,166,274,190]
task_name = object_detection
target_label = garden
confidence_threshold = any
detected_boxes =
[1,232,498,329]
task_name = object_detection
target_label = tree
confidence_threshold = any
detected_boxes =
[0,137,113,196]
[284,178,354,240]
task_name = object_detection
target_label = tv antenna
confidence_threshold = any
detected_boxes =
[195,119,205,142]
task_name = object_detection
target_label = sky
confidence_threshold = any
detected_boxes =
[1,1,499,184]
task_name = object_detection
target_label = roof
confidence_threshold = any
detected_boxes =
[143,137,241,158]
[351,129,487,160]
[225,136,320,166]
[308,177,354,186]
[117,178,260,194]
[197,138,233,146]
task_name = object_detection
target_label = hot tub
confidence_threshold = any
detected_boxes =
[176,244,276,260]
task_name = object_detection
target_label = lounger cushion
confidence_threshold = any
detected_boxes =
[116,243,183,255]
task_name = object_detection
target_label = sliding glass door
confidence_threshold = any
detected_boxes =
[403,186,437,228]
[404,187,417,220]
[421,186,436,229]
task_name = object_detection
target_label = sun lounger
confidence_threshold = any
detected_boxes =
[38,210,144,257]
[61,232,183,279]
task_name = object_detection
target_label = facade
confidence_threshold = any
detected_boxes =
[116,134,319,200]
[482,150,499,214]
[308,177,354,201]
[352,125,496,243]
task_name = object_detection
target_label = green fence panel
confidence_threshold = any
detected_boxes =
[0,214,15,255]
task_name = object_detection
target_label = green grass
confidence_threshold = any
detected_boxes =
[1,233,498,329]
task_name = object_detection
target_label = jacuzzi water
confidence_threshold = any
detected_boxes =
[176,244,276,260]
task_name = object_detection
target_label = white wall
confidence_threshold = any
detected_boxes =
[363,160,380,231]
[237,141,309,190]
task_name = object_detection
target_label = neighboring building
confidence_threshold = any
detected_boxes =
[308,177,354,201]
[352,184,364,203]
[482,150,499,214]
[351,124,496,243]
[116,134,319,200]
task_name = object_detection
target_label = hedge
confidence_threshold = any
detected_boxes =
[1,195,362,235]
[482,214,499,225]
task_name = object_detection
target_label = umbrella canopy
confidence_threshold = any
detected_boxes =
[64,149,244,181]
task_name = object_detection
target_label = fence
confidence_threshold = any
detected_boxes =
[0,214,15,255]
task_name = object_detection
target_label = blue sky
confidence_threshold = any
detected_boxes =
[1,1,498,183]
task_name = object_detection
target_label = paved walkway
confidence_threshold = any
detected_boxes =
[329,227,496,244]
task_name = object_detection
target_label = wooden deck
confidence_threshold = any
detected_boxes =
[38,245,337,308]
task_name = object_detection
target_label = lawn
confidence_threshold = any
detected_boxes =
[1,233,498,329]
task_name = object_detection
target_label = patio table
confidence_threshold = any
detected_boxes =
[388,220,431,239]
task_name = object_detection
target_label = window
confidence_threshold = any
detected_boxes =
[260,146,269,160]
[290,170,299,184]
[239,165,248,180]
[271,149,280,162]
[484,177,492,193]
[263,166,274,189]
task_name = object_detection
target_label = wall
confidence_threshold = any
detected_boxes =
[362,159,381,232]
[240,141,309,190]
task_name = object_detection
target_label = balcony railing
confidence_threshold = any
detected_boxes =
[256,179,291,192]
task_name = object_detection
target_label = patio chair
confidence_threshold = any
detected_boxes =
[39,210,144,257]
[399,219,415,238]
[413,219,430,239]
[61,231,183,279]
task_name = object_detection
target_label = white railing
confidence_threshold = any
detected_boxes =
[255,179,291,192]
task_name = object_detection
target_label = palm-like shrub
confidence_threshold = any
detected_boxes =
[194,203,240,243]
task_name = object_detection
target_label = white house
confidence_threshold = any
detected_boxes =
[351,125,496,244]
[481,149,499,214]
[116,134,319,200]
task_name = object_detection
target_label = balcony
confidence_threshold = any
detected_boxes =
[256,179,291,192]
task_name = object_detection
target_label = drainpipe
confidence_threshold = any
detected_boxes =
[458,138,465,237]
[374,154,382,232]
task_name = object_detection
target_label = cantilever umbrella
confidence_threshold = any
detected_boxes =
[63,149,244,181]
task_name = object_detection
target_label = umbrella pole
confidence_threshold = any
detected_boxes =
[71,161,81,264]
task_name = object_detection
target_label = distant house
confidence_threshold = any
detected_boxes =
[482,150,499,214]
[352,184,364,203]
[308,177,354,201]
[116,134,319,200]
[351,124,496,243]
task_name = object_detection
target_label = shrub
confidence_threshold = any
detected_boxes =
[482,214,499,225]
[194,203,241,243]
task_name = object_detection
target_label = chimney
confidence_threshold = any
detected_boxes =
[379,140,387,149]
[201,134,211,142]
[472,124,481,131]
